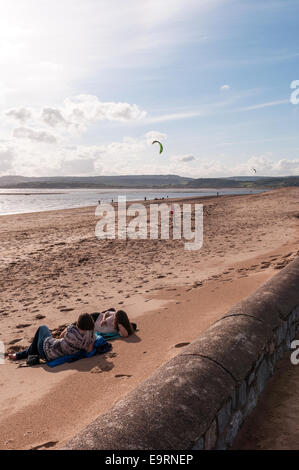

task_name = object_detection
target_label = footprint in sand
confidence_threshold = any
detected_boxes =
[35,314,46,320]
[91,363,114,373]
[108,352,117,358]
[174,342,190,348]
[8,338,22,345]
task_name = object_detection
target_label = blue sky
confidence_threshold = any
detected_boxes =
[0,0,298,177]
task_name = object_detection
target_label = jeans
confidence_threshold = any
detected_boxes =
[16,325,52,360]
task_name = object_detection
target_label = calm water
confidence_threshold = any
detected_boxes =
[0,188,266,216]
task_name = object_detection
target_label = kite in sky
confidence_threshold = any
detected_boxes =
[152,140,163,154]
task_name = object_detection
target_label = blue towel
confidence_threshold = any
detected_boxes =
[46,333,112,368]
[97,331,121,340]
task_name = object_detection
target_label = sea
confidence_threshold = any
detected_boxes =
[0,188,267,216]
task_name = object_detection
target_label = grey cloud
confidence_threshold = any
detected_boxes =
[180,155,195,162]
[5,108,32,123]
[13,127,57,144]
[41,108,67,127]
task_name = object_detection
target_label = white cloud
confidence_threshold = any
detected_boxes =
[1,95,148,138]
[1,131,299,178]
[145,131,167,145]
[241,99,289,111]
[62,95,147,126]
[245,155,299,175]
[0,145,15,171]
[220,84,230,90]
[146,110,203,123]
[59,158,97,176]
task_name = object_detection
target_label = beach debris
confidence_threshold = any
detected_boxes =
[152,140,163,154]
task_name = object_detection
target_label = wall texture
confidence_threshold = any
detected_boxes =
[64,257,299,450]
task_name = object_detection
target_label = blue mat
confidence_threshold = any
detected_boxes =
[98,331,121,340]
[46,333,112,368]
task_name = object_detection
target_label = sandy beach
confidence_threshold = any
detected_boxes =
[0,187,298,450]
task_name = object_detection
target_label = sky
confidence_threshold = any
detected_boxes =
[0,0,299,178]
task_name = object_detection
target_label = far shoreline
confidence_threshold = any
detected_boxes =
[0,187,269,218]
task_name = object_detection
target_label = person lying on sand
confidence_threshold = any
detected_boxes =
[91,309,136,338]
[9,313,96,362]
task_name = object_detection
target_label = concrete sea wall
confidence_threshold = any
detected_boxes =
[64,257,299,450]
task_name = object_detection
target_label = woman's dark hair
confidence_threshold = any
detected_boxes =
[77,313,94,331]
[114,310,134,335]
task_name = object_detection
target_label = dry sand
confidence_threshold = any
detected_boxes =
[0,187,298,450]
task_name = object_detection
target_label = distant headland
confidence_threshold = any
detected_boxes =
[0,174,298,189]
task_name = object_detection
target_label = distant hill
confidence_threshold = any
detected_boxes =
[0,174,193,189]
[0,175,31,186]
[186,176,299,188]
[0,174,298,189]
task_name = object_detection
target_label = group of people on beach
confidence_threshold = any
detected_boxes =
[8,309,136,363]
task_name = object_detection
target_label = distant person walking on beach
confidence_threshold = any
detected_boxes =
[8,314,96,362]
